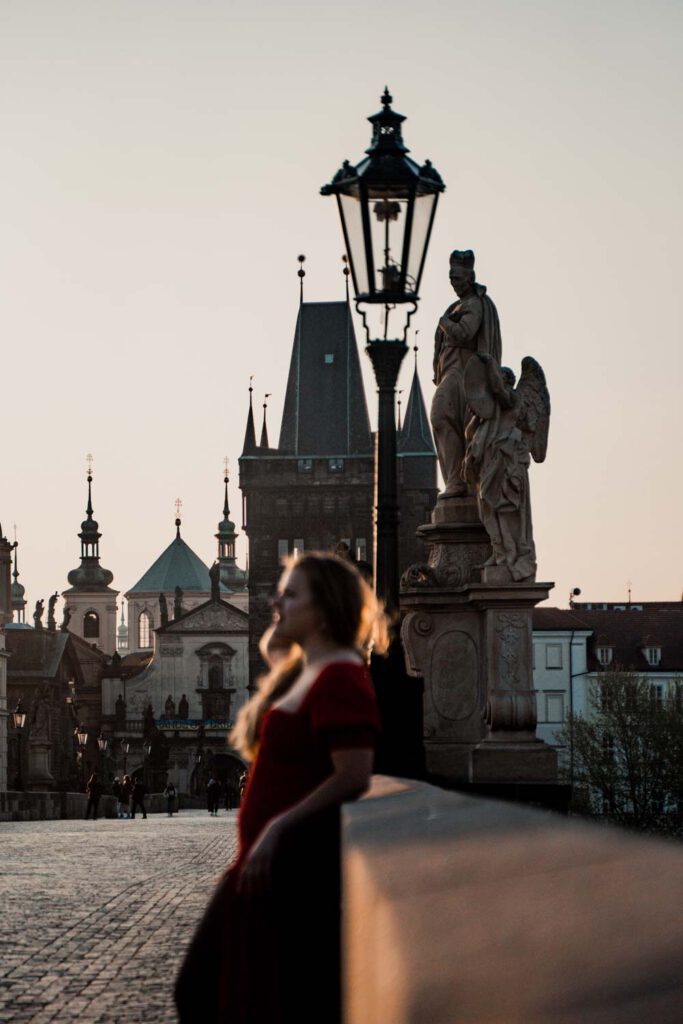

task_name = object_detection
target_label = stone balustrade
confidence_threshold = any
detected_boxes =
[343,776,683,1023]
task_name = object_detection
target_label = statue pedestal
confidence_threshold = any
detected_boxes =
[28,741,55,790]
[401,497,557,786]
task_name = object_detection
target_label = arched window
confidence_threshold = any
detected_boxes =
[83,611,100,639]
[138,610,152,648]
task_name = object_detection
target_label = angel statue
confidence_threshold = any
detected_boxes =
[462,353,550,582]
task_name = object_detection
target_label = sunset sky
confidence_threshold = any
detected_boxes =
[2,0,682,620]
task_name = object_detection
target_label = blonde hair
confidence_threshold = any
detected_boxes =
[229,552,389,762]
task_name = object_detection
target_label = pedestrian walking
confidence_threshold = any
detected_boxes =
[206,775,220,816]
[112,776,122,818]
[164,779,177,816]
[238,769,249,802]
[120,774,132,818]
[175,551,388,1024]
[84,772,102,820]
[131,776,148,819]
[224,777,239,811]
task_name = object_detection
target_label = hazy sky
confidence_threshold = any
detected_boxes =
[2,0,682,618]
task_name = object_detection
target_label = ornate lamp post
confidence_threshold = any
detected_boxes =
[121,739,129,776]
[75,724,88,789]
[11,700,26,791]
[321,88,444,609]
[97,733,108,778]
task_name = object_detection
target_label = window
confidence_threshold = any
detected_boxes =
[324,353,335,364]
[297,458,313,473]
[138,611,152,649]
[355,538,367,562]
[597,646,613,666]
[83,611,99,639]
[652,683,664,704]
[643,647,662,666]
[545,644,562,669]
[328,458,344,472]
[278,539,289,561]
[545,692,564,723]
[293,538,304,558]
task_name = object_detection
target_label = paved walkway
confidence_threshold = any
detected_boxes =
[0,810,238,1023]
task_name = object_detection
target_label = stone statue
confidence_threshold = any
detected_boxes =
[159,593,169,628]
[31,689,51,741]
[60,605,72,632]
[115,693,126,728]
[47,593,59,631]
[174,586,184,620]
[209,561,221,602]
[178,694,189,719]
[430,249,502,498]
[33,599,44,629]
[110,651,122,674]
[142,702,155,739]
[462,353,550,582]
[164,694,176,718]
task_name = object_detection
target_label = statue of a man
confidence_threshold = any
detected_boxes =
[159,592,169,628]
[209,561,221,603]
[47,593,59,631]
[33,599,44,629]
[60,605,72,632]
[174,586,184,620]
[430,249,502,498]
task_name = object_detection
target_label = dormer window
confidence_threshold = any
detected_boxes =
[597,646,613,666]
[643,646,662,666]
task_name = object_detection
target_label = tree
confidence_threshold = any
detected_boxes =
[558,670,683,836]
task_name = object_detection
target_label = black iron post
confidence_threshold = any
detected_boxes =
[366,340,408,610]
[12,700,26,790]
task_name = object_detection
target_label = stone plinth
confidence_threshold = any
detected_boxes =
[28,742,55,790]
[401,496,557,785]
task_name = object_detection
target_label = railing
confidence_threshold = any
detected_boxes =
[115,718,234,734]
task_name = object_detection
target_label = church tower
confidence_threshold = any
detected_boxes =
[11,533,27,624]
[216,465,248,611]
[62,460,119,655]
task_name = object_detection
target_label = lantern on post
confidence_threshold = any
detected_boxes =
[321,88,444,609]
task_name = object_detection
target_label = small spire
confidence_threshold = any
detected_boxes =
[12,525,19,582]
[414,329,419,369]
[397,389,404,432]
[382,86,392,108]
[223,457,230,517]
[85,453,94,518]
[342,254,350,302]
[298,254,306,304]
[174,498,183,538]
[242,375,257,454]
[260,394,271,448]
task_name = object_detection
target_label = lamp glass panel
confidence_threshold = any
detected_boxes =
[339,193,369,295]
[406,192,436,293]
[368,196,409,297]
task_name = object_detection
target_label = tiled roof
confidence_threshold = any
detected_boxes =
[278,302,372,456]
[126,535,223,595]
[533,606,683,673]
[5,630,69,677]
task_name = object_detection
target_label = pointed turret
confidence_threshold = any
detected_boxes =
[62,457,118,654]
[242,379,257,455]
[216,466,248,595]
[11,531,26,624]
[398,349,435,454]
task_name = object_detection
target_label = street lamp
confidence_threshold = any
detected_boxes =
[121,739,129,775]
[321,88,444,609]
[11,700,26,790]
[75,724,88,789]
[97,733,108,778]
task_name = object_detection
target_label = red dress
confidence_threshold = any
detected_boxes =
[175,660,381,1024]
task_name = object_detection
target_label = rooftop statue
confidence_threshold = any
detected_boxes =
[174,586,184,620]
[462,353,550,582]
[209,561,221,602]
[159,592,169,628]
[33,599,44,629]
[47,592,59,631]
[431,249,502,498]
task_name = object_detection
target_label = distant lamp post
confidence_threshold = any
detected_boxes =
[322,88,444,608]
[11,700,26,791]
[121,739,130,775]
[97,733,108,778]
[75,724,88,789]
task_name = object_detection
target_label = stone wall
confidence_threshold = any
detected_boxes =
[343,776,683,1023]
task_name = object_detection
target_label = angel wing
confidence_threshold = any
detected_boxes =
[516,356,550,463]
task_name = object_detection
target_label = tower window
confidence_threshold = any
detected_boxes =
[324,353,335,364]
[297,459,313,473]
[138,611,152,649]
[83,611,100,639]
[597,646,613,666]
[328,458,344,472]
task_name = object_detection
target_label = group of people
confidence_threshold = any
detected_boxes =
[175,550,389,1024]
[111,775,148,819]
[206,774,244,815]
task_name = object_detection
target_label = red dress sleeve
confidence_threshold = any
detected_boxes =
[307,662,382,751]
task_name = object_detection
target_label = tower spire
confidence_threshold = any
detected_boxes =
[298,253,306,304]
[174,498,183,539]
[260,394,271,448]
[242,376,257,454]
[398,337,435,455]
[10,525,26,624]
[216,461,247,594]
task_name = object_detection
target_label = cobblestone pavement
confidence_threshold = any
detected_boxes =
[0,810,238,1023]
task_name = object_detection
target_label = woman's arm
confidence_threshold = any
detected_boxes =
[238,748,373,893]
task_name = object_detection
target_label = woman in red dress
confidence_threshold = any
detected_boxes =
[175,552,387,1024]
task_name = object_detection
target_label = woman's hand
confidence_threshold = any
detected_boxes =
[237,816,287,896]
